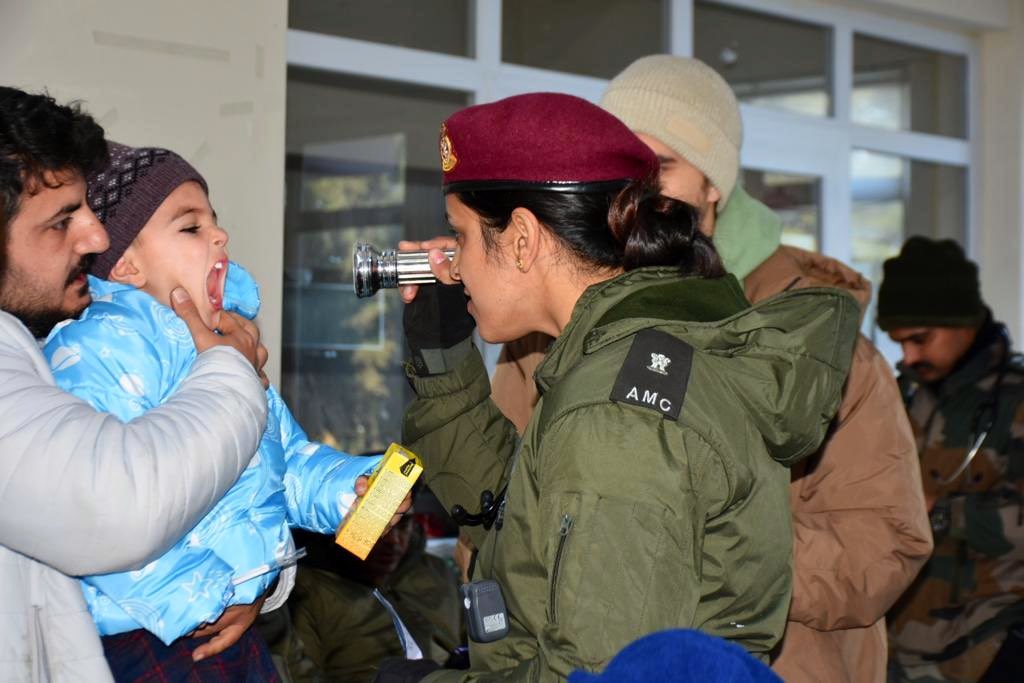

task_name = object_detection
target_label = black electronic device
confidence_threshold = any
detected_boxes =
[460,579,509,643]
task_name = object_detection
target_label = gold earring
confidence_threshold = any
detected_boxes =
[515,258,525,271]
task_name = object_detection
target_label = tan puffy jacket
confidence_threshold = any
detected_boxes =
[490,245,933,683]
[746,246,932,682]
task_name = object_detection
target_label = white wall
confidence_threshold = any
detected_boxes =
[852,0,1010,31]
[977,1,1024,339]
[0,0,288,383]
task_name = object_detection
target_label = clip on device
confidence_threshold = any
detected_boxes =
[450,487,506,530]
[461,579,509,643]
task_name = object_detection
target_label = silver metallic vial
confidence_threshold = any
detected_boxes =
[353,243,456,298]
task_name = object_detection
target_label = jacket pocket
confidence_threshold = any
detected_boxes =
[544,492,686,667]
[549,512,575,624]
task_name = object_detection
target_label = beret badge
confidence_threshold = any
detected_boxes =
[439,123,458,172]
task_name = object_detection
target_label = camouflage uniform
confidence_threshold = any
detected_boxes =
[888,321,1024,681]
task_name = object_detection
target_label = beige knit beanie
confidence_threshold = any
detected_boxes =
[601,55,743,209]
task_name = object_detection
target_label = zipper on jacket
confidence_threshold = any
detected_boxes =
[549,513,574,623]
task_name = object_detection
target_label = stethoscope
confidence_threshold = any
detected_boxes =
[936,403,996,486]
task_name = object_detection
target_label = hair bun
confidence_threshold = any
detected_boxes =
[608,178,725,277]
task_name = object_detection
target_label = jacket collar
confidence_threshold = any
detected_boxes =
[744,245,872,321]
[533,268,748,393]
[712,186,783,283]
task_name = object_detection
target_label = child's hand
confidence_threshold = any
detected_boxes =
[189,594,266,662]
[353,476,414,533]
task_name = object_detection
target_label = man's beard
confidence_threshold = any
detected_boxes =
[0,254,95,338]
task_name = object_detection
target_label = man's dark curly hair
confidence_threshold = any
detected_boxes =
[0,87,108,270]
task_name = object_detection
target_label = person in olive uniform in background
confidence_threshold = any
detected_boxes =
[281,510,463,683]
[882,237,1024,682]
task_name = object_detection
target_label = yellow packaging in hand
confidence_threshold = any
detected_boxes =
[335,443,423,560]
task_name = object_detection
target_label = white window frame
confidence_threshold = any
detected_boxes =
[286,0,977,360]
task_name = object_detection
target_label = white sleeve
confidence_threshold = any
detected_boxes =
[0,317,268,575]
[260,564,297,614]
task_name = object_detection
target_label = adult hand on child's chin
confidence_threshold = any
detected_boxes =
[171,287,269,387]
[189,594,266,662]
[353,476,413,534]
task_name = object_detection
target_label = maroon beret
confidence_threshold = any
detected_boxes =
[440,92,657,194]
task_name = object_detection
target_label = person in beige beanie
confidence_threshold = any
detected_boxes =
[601,55,741,215]
[489,55,933,683]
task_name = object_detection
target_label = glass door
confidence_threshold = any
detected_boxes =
[282,67,468,453]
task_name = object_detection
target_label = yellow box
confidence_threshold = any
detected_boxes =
[335,443,423,560]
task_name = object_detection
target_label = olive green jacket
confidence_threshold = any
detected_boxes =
[404,268,858,682]
[286,531,463,682]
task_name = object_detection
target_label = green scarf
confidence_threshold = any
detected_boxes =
[711,186,783,283]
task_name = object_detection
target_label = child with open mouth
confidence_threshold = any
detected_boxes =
[43,142,393,680]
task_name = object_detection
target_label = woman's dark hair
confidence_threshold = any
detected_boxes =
[456,175,725,279]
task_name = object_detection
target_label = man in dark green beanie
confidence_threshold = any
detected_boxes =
[881,236,1024,681]
[879,236,989,383]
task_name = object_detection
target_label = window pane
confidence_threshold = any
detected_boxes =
[502,0,665,79]
[853,34,967,138]
[851,150,967,353]
[289,0,472,57]
[694,0,831,118]
[283,67,468,453]
[742,169,821,252]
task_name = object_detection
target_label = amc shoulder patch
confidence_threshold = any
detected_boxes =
[609,329,693,421]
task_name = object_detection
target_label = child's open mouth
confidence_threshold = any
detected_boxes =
[206,259,227,310]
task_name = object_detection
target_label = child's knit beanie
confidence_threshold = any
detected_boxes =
[86,141,208,279]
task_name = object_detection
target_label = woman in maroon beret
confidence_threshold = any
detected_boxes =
[382,93,858,683]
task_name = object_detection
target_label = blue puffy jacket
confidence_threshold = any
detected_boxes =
[44,263,381,644]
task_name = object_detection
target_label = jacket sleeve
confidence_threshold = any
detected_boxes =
[81,544,236,644]
[958,398,1024,561]
[490,333,550,434]
[0,314,267,576]
[271,387,382,533]
[403,349,520,549]
[787,337,933,629]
